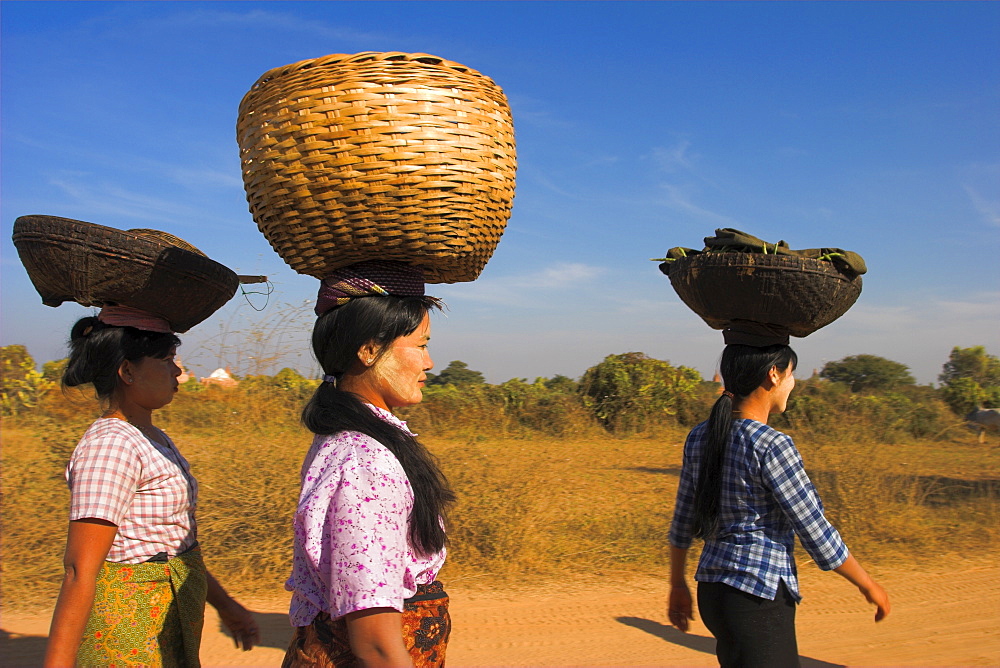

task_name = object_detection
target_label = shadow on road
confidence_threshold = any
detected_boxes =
[212,610,292,651]
[615,616,844,668]
[0,628,48,667]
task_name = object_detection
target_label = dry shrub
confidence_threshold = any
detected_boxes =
[0,383,311,608]
[156,383,310,598]
[401,380,604,440]
[434,431,688,582]
[790,431,999,562]
[1,425,72,606]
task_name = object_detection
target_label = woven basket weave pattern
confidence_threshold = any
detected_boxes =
[668,253,863,338]
[237,52,516,283]
[12,216,238,333]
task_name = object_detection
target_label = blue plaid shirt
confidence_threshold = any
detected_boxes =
[669,419,848,602]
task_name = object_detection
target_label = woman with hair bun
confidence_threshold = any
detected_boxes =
[44,308,259,667]
[667,343,890,668]
[283,261,454,668]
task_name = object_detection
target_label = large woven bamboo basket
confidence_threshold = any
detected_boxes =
[237,51,517,283]
[12,215,239,333]
[665,253,863,338]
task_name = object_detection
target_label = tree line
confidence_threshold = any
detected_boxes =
[4,344,996,442]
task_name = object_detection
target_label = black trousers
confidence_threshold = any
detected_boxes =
[697,580,800,668]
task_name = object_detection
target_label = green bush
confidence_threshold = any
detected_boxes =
[580,352,701,434]
[1,344,54,417]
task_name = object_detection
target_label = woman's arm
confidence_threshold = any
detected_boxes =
[667,431,701,633]
[667,545,694,632]
[834,554,891,621]
[345,608,413,667]
[44,518,118,667]
[761,435,849,571]
[762,436,890,621]
[205,571,260,650]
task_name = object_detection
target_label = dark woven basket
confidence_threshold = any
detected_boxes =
[666,252,863,338]
[237,51,517,283]
[12,215,239,333]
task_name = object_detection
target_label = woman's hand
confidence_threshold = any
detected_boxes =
[206,571,260,650]
[667,544,694,632]
[859,579,891,622]
[667,583,694,632]
[834,554,891,622]
[216,599,261,651]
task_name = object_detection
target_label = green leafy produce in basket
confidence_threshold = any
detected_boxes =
[653,228,866,278]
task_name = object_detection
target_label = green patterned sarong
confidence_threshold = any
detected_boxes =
[77,546,208,667]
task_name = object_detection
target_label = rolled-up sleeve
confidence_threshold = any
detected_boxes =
[67,428,142,526]
[761,436,849,571]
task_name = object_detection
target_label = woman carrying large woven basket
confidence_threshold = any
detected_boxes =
[282,261,454,668]
[43,307,260,667]
[667,343,890,667]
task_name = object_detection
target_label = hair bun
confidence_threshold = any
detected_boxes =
[71,316,102,341]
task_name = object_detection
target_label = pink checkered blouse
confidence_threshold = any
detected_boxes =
[66,417,198,564]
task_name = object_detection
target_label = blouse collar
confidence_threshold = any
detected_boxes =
[366,403,417,436]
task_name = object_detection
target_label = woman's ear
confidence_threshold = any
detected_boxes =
[118,360,135,385]
[763,365,781,389]
[357,342,381,367]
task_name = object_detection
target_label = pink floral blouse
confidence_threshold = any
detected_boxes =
[286,405,446,626]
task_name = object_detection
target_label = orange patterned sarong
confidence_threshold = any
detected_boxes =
[282,580,450,667]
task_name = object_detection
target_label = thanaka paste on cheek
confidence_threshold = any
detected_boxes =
[370,351,423,408]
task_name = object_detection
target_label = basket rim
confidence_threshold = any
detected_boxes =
[668,250,853,272]
[246,51,494,97]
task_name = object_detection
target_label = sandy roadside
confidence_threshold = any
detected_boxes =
[3,560,998,667]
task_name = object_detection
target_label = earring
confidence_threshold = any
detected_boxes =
[367,358,374,365]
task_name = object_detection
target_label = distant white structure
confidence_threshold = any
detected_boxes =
[176,357,191,384]
[202,366,238,389]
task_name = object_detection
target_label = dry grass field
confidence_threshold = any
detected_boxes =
[2,382,997,610]
[2,381,999,665]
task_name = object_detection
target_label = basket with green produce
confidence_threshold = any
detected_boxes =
[656,228,865,345]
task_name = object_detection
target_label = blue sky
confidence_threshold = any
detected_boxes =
[2,1,998,385]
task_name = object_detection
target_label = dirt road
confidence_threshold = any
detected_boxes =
[3,561,997,666]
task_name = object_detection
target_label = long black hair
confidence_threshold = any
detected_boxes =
[302,294,454,556]
[691,343,797,540]
[63,317,181,402]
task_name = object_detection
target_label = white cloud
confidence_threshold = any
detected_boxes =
[846,293,1000,335]
[790,292,1000,384]
[47,176,206,228]
[167,167,243,190]
[149,8,388,43]
[435,262,606,307]
[649,139,735,224]
[505,93,578,131]
[964,185,1000,228]
[653,140,697,173]
[658,183,739,227]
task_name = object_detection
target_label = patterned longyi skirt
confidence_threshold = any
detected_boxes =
[76,546,208,667]
[282,580,451,667]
